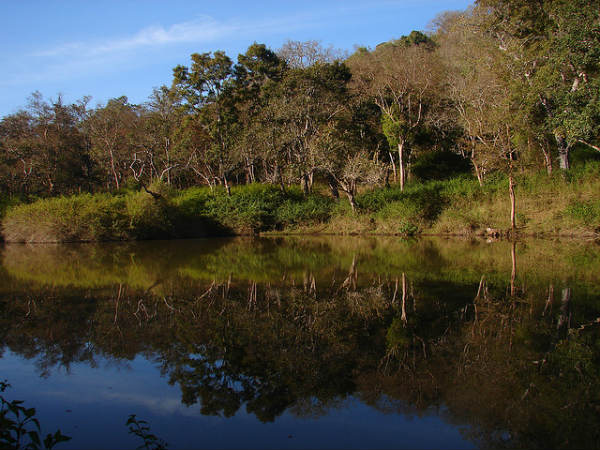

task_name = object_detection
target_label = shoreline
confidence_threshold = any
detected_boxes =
[1,229,599,245]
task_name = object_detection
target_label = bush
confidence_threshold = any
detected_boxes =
[565,200,600,226]
[358,181,447,224]
[275,189,334,227]
[2,191,173,243]
[174,184,286,234]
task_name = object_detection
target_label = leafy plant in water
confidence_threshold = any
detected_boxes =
[126,414,168,450]
[0,381,71,450]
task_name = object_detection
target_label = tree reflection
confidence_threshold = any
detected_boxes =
[0,237,599,447]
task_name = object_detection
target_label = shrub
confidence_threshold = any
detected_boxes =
[1,380,71,449]
[275,191,334,227]
[125,193,172,240]
[2,191,172,243]
[565,200,600,226]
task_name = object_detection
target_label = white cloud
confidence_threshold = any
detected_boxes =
[32,15,236,59]
[3,13,321,88]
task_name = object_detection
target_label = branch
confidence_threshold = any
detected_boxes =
[576,139,600,153]
[158,164,180,181]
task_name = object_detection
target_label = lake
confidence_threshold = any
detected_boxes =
[1,236,599,449]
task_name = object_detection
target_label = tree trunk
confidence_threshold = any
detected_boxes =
[345,180,357,212]
[398,141,405,191]
[327,173,339,199]
[539,140,553,175]
[473,161,484,187]
[223,173,231,196]
[274,164,286,193]
[401,272,407,324]
[246,158,256,183]
[557,287,571,339]
[301,172,310,195]
[556,135,570,170]
[109,148,120,190]
[388,151,397,183]
[346,191,357,213]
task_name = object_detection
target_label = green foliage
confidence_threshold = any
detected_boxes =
[381,112,404,150]
[1,381,71,450]
[175,184,335,233]
[0,196,23,220]
[174,184,283,234]
[1,192,175,243]
[125,193,172,240]
[3,166,600,242]
[565,201,600,227]
[357,182,447,221]
[274,188,334,227]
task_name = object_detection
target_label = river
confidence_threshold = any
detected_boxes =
[1,237,599,449]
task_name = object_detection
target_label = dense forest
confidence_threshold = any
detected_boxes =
[1,0,599,239]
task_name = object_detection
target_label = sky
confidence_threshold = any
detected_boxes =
[0,0,473,117]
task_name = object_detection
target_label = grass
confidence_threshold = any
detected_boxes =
[1,162,599,243]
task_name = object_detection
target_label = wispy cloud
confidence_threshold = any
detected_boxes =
[4,12,321,88]
[32,15,236,58]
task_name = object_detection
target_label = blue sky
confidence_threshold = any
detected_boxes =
[0,0,473,117]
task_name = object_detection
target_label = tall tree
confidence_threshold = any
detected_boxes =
[273,62,352,194]
[85,96,139,190]
[477,0,600,170]
[0,93,89,195]
[173,51,239,194]
[349,35,443,190]
[277,40,345,69]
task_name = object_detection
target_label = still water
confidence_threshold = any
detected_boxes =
[1,237,599,449]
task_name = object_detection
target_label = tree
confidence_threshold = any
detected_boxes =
[232,43,286,184]
[277,40,345,69]
[0,93,90,195]
[349,34,444,190]
[173,51,239,194]
[135,86,185,186]
[273,62,352,194]
[321,97,386,211]
[85,96,139,190]
[438,9,505,185]
[477,0,600,170]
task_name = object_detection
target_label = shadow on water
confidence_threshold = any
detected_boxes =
[1,236,600,449]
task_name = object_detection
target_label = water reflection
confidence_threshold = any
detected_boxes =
[1,237,599,449]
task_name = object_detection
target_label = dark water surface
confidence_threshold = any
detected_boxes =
[1,237,599,449]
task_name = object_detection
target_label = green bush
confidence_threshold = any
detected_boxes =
[1,380,71,449]
[176,184,285,234]
[2,191,174,243]
[358,181,447,226]
[565,200,600,226]
[275,189,334,227]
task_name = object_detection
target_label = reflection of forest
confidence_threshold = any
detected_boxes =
[1,237,599,449]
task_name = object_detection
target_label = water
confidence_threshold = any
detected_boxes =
[1,236,599,449]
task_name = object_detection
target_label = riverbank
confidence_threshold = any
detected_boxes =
[2,163,599,243]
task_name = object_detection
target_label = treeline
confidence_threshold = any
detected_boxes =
[1,0,599,218]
